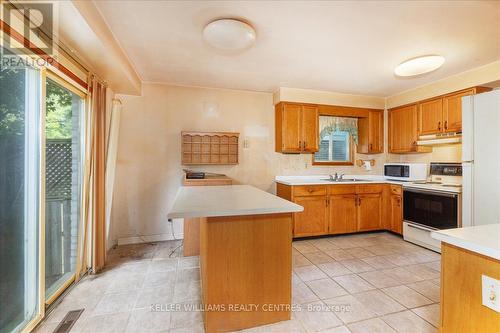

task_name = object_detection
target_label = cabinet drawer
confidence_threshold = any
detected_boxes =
[294,185,327,196]
[328,185,356,195]
[390,185,402,195]
[356,184,383,194]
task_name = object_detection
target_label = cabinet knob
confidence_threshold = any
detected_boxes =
[438,121,442,131]
[444,121,448,130]
[303,141,307,149]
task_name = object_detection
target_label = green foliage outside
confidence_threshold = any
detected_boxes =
[0,69,25,136]
[0,69,73,139]
[45,79,73,139]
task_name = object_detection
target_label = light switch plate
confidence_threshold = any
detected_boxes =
[482,274,500,313]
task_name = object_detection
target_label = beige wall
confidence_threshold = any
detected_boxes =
[112,83,386,244]
[386,60,500,108]
[274,87,385,109]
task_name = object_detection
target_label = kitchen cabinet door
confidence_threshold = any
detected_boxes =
[275,103,318,153]
[390,194,403,235]
[443,89,474,133]
[389,105,417,153]
[357,193,382,231]
[368,110,384,153]
[329,195,357,234]
[418,98,443,135]
[301,105,319,152]
[277,103,302,152]
[357,110,384,154]
[293,196,328,237]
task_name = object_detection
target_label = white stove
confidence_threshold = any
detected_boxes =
[404,180,462,194]
[403,163,462,253]
[403,163,462,194]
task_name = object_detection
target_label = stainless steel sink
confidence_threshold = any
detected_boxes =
[325,178,372,182]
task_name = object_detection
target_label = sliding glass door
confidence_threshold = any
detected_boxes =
[0,48,41,333]
[0,45,87,332]
[44,75,84,302]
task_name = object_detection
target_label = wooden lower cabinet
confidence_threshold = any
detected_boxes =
[293,195,328,237]
[329,195,357,234]
[357,193,382,231]
[390,194,403,234]
[277,183,402,238]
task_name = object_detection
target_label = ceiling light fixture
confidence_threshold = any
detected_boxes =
[203,19,256,51]
[394,55,445,77]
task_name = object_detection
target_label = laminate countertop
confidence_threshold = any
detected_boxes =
[431,224,500,260]
[275,175,406,186]
[167,185,303,219]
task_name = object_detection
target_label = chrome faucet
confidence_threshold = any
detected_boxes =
[329,173,345,181]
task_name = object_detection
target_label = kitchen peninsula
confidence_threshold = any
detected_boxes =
[432,224,500,332]
[168,185,303,333]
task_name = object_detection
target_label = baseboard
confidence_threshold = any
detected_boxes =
[117,232,184,246]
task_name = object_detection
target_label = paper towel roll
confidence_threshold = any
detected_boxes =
[363,160,372,171]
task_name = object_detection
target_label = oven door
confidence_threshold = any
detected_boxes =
[403,188,458,230]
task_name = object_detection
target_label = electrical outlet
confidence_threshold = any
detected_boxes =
[482,274,500,313]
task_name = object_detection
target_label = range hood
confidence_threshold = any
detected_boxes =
[417,133,462,146]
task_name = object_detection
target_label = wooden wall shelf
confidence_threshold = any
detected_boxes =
[181,131,239,165]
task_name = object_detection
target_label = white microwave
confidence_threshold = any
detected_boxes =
[384,163,427,181]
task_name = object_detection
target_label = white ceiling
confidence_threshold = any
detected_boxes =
[95,1,500,97]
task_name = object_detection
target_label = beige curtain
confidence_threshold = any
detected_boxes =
[105,98,122,251]
[319,116,359,143]
[78,75,107,276]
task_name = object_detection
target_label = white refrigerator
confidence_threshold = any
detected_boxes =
[462,89,500,227]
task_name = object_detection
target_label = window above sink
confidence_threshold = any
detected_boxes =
[313,116,357,166]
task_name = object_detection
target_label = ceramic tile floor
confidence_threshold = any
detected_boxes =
[34,232,441,333]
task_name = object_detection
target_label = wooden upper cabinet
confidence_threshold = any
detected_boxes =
[443,89,476,133]
[389,104,432,154]
[418,98,443,135]
[301,105,319,152]
[369,111,384,153]
[279,103,301,152]
[293,195,328,237]
[389,104,416,153]
[389,87,490,154]
[275,102,318,153]
[357,110,384,154]
[417,87,492,136]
